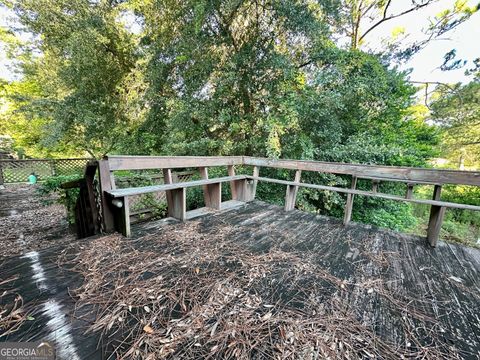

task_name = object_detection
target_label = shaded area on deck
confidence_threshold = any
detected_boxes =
[0,185,75,258]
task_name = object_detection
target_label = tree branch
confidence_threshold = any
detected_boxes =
[359,0,434,44]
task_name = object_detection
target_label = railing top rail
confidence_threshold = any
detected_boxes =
[106,155,244,171]
[100,155,480,187]
[243,157,480,186]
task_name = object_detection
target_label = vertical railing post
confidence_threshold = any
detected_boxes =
[405,183,414,199]
[227,165,238,200]
[285,170,301,211]
[198,166,220,209]
[199,166,209,204]
[343,176,357,225]
[163,168,175,216]
[98,159,115,232]
[246,166,259,201]
[427,184,445,247]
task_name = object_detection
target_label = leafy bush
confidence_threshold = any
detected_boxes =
[37,175,83,224]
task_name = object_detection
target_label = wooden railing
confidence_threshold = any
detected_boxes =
[97,155,480,246]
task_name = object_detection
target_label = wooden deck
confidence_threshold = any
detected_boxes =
[2,200,480,358]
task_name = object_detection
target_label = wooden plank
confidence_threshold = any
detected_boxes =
[285,170,301,211]
[343,176,357,225]
[98,159,115,232]
[168,187,186,221]
[113,196,131,237]
[107,156,243,171]
[198,167,210,206]
[163,168,174,218]
[0,157,91,163]
[359,175,440,186]
[106,175,247,198]
[427,185,444,247]
[245,166,259,202]
[246,176,480,211]
[205,183,221,209]
[243,157,480,186]
[371,180,379,193]
[227,165,238,200]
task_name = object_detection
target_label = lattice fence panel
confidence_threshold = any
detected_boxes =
[53,159,89,176]
[0,158,91,184]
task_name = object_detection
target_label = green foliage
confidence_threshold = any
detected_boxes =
[353,198,417,232]
[2,0,141,158]
[2,0,477,240]
[37,175,82,223]
[409,185,480,248]
[430,81,480,168]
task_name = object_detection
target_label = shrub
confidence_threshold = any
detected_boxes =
[37,175,82,224]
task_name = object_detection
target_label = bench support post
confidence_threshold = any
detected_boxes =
[163,168,174,213]
[232,179,248,201]
[230,166,258,202]
[199,166,221,209]
[167,187,186,221]
[205,183,221,209]
[343,176,357,225]
[163,168,185,220]
[249,166,259,200]
[427,185,444,247]
[227,165,238,200]
[113,196,131,237]
[285,170,301,211]
[243,166,259,202]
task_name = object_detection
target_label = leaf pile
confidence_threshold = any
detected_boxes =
[0,275,32,338]
[61,221,463,359]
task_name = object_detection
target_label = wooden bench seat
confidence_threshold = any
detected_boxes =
[105,175,247,198]
[105,175,250,237]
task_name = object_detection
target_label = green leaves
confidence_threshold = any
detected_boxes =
[2,0,139,157]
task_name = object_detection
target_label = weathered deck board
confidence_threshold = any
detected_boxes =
[136,200,480,358]
[0,246,104,359]
[2,200,480,358]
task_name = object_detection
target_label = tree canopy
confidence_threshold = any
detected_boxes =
[0,0,479,233]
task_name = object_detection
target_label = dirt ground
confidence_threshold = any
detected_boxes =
[0,184,75,258]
